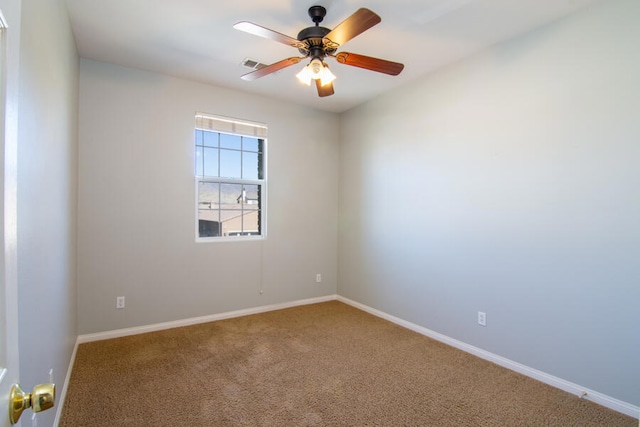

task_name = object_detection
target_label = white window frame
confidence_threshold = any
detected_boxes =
[195,113,267,242]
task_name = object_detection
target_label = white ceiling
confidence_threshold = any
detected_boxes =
[65,0,598,113]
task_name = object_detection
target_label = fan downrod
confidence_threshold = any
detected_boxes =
[308,6,326,25]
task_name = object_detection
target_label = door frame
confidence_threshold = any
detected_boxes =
[0,0,22,426]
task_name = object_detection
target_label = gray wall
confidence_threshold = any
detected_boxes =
[338,0,639,406]
[77,60,339,334]
[16,0,79,426]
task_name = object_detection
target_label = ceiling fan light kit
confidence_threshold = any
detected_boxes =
[234,5,404,97]
[296,58,336,87]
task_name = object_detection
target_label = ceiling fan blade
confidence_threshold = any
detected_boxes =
[241,57,303,81]
[333,52,404,76]
[233,22,302,48]
[324,8,381,47]
[315,80,334,97]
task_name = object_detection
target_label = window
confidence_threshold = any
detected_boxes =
[195,114,266,240]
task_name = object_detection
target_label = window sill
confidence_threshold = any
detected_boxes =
[196,235,265,243]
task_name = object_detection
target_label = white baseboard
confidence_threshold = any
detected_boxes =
[77,294,337,344]
[336,295,640,420]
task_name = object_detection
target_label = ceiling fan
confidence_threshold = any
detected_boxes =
[234,5,404,97]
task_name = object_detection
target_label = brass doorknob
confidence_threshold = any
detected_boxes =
[9,383,55,424]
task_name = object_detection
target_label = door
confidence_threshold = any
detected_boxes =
[0,1,21,426]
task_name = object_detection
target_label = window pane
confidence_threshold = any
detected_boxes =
[243,185,260,210]
[203,147,219,177]
[220,149,241,178]
[242,210,260,235]
[220,133,241,150]
[198,182,220,209]
[243,137,259,152]
[242,152,259,180]
[195,146,204,176]
[198,181,221,238]
[195,130,203,146]
[198,212,220,237]
[220,183,243,206]
[203,131,218,147]
[220,210,243,236]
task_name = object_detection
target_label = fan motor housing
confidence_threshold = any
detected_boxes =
[297,25,330,41]
[297,26,331,56]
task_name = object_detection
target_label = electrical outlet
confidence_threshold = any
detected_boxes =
[316,274,322,283]
[478,311,486,326]
[116,296,125,309]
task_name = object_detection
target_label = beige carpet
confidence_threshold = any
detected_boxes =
[60,301,635,426]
